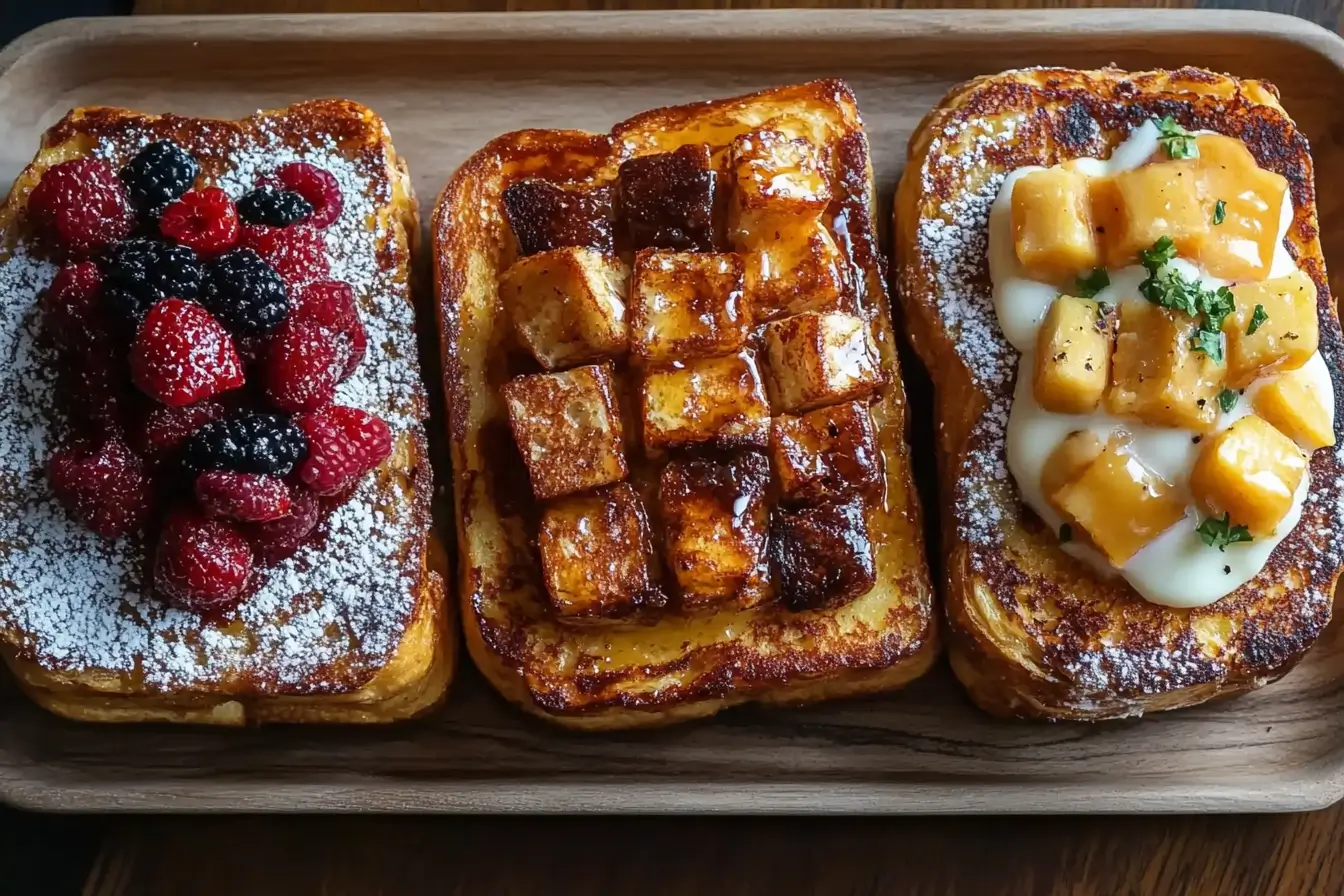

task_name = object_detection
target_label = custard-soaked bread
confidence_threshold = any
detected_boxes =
[437,80,936,729]
[0,101,450,724]
[896,67,1344,720]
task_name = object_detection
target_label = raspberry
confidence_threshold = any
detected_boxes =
[236,186,313,228]
[181,413,308,478]
[154,508,254,612]
[41,262,106,347]
[27,158,135,257]
[159,187,239,258]
[194,471,292,522]
[202,248,289,335]
[47,437,153,538]
[293,280,365,379]
[103,238,203,327]
[295,405,392,496]
[264,320,343,413]
[120,140,200,219]
[266,162,343,229]
[247,488,320,565]
[239,224,329,289]
[130,298,244,407]
[136,399,227,463]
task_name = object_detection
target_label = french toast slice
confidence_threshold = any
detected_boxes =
[0,100,452,724]
[436,80,936,730]
[896,67,1344,720]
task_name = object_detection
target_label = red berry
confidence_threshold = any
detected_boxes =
[130,299,244,407]
[158,187,240,258]
[247,488,321,564]
[264,319,344,413]
[60,343,129,441]
[295,405,392,496]
[195,471,292,522]
[47,437,153,538]
[239,223,329,289]
[26,158,135,257]
[41,262,105,346]
[154,508,254,612]
[293,280,365,379]
[136,399,226,462]
[267,162,343,229]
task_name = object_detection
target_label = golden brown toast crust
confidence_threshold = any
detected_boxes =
[896,67,1344,720]
[0,100,452,724]
[436,80,937,729]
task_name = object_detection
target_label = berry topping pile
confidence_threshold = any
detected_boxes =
[32,140,393,615]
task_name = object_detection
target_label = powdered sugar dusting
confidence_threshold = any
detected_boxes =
[0,107,427,693]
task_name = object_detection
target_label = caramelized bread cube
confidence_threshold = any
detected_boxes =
[770,400,882,503]
[1191,415,1307,537]
[763,311,884,414]
[1224,270,1318,389]
[1194,135,1290,282]
[538,483,664,619]
[729,128,831,241]
[640,350,771,452]
[659,452,771,610]
[1040,430,1105,516]
[1034,295,1113,414]
[1255,366,1336,451]
[502,179,614,257]
[1010,167,1100,279]
[1052,434,1187,566]
[1106,299,1224,432]
[499,247,629,370]
[1095,160,1208,267]
[500,363,627,501]
[742,218,851,323]
[769,498,875,611]
[618,143,716,252]
[629,250,748,364]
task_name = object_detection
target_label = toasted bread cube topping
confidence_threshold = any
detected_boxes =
[1011,167,1100,279]
[640,349,771,452]
[629,250,748,365]
[1095,160,1208,267]
[729,128,831,241]
[499,247,629,370]
[1224,270,1318,389]
[502,179,615,257]
[1106,300,1225,432]
[1040,430,1104,518]
[1051,434,1187,566]
[1191,415,1307,537]
[500,363,628,501]
[763,311,884,415]
[769,498,876,611]
[659,452,771,610]
[538,483,664,619]
[1254,365,1336,451]
[742,218,851,323]
[1034,295,1113,414]
[618,143,716,252]
[1194,135,1289,282]
[770,400,882,503]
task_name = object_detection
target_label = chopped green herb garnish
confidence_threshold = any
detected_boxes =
[1059,524,1073,544]
[1248,304,1269,335]
[1201,286,1236,333]
[1139,267,1200,316]
[1213,199,1227,225]
[1217,388,1239,413]
[1137,239,1232,365]
[1155,115,1198,159]
[1138,236,1178,272]
[1196,513,1253,551]
[1190,328,1224,363]
[1075,268,1110,299]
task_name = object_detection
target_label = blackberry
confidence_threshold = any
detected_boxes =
[119,141,201,219]
[103,238,203,327]
[181,413,308,478]
[236,187,314,228]
[202,248,290,334]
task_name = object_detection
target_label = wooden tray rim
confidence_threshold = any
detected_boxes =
[3,8,1344,814]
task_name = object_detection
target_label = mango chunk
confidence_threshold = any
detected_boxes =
[1194,135,1289,282]
[1224,270,1318,389]
[1040,430,1104,516]
[1191,415,1307,537]
[1095,160,1208,267]
[1254,366,1336,451]
[1052,433,1187,566]
[1011,167,1100,280]
[1034,295,1113,414]
[1106,299,1225,432]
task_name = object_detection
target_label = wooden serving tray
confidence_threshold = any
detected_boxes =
[3,10,1344,814]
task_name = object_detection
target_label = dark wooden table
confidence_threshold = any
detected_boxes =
[6,1,1342,893]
